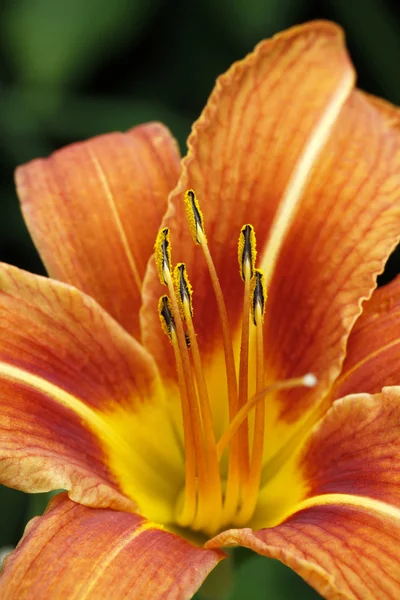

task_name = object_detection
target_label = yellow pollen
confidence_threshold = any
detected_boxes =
[155,227,172,285]
[158,295,175,342]
[238,224,256,281]
[184,189,207,244]
[251,269,267,325]
[173,263,194,321]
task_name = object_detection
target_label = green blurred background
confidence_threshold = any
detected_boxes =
[1,0,400,597]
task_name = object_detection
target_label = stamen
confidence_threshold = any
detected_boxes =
[184,190,240,523]
[216,374,317,461]
[238,269,267,523]
[236,225,257,482]
[174,263,222,531]
[155,231,209,530]
[158,296,197,525]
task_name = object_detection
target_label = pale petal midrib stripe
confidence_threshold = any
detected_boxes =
[281,492,400,524]
[260,68,355,287]
[87,146,142,293]
[75,521,155,600]
[0,361,132,457]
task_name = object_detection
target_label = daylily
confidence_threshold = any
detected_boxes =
[1,19,400,599]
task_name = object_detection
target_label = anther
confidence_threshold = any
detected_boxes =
[173,263,194,320]
[158,295,175,342]
[184,189,206,244]
[251,269,267,325]
[155,227,172,284]
[238,224,256,281]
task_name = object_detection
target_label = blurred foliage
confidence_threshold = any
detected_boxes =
[1,0,400,597]
[3,0,159,87]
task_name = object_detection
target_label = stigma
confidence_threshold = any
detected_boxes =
[155,189,316,535]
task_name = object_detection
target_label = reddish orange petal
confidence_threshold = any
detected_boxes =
[355,274,400,317]
[332,276,400,399]
[141,21,355,380]
[263,90,400,425]
[207,503,400,599]
[298,389,400,507]
[16,122,180,339]
[256,389,400,530]
[0,494,224,599]
[0,262,161,509]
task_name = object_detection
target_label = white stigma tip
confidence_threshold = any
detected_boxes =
[302,373,317,388]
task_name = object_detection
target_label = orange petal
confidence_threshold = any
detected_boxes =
[355,273,400,317]
[16,122,180,339]
[0,494,224,600]
[0,262,162,510]
[207,502,400,599]
[332,275,400,399]
[263,90,400,427]
[298,389,400,508]
[256,389,400,529]
[141,21,355,380]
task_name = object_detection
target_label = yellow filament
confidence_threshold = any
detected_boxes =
[237,258,252,481]
[196,227,238,415]
[163,265,209,530]
[238,301,265,523]
[169,329,198,526]
[155,230,210,529]
[175,264,222,533]
[235,226,257,497]
[183,195,238,421]
[194,225,241,523]
[217,375,317,461]
[158,295,197,525]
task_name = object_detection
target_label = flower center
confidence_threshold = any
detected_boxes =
[155,189,315,536]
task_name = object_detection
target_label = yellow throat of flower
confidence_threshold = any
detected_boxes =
[154,190,316,536]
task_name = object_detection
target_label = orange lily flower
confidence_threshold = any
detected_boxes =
[2,20,400,599]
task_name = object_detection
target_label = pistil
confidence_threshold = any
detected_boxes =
[216,374,317,460]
